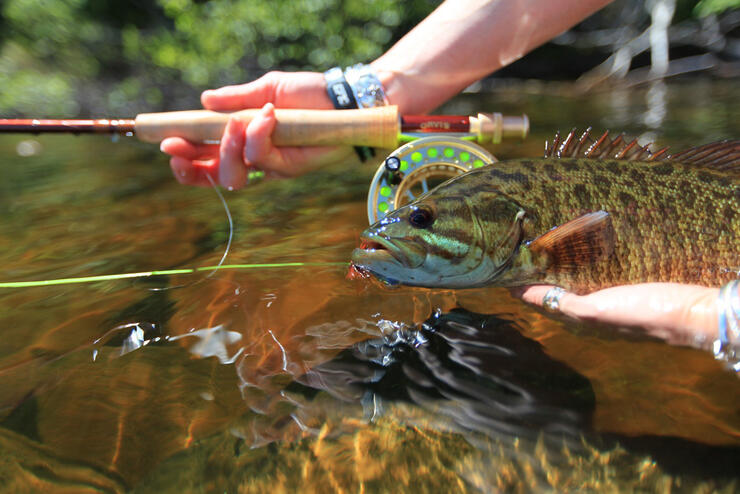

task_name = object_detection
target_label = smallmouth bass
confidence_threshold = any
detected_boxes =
[351,134,739,294]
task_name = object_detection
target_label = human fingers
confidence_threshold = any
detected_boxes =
[241,102,355,177]
[218,116,249,190]
[244,103,277,165]
[579,283,719,341]
[202,71,332,111]
[514,283,696,324]
[514,284,601,322]
[202,76,275,112]
[169,156,218,187]
[513,285,576,313]
[515,282,721,344]
[160,137,219,160]
[163,137,220,187]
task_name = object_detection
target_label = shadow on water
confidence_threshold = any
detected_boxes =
[0,257,738,491]
[109,304,738,492]
[295,308,595,441]
[292,308,740,481]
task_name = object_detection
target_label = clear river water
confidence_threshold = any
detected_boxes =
[0,79,738,492]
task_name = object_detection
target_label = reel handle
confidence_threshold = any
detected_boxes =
[134,106,400,147]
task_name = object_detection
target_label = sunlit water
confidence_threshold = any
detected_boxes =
[0,80,738,493]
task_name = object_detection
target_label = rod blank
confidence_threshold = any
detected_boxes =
[0,107,529,147]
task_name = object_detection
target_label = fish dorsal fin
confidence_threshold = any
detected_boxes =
[544,128,667,161]
[665,140,740,173]
[544,129,739,172]
[528,211,615,272]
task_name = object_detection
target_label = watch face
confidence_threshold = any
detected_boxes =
[344,64,388,109]
[367,137,496,224]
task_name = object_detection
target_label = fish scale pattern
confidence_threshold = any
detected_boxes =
[447,156,738,293]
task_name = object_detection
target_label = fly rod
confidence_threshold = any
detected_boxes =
[0,106,528,147]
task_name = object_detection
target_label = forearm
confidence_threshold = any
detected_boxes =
[372,0,612,114]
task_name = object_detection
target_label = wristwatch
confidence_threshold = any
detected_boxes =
[324,64,388,161]
[343,63,388,109]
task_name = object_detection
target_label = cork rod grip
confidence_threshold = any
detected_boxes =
[134,106,400,148]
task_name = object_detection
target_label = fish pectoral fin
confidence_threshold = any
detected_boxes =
[529,211,615,272]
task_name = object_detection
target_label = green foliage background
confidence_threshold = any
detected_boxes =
[0,0,436,116]
[0,0,737,116]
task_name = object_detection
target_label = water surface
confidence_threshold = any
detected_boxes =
[0,80,738,492]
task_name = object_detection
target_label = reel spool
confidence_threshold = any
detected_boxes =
[367,136,496,224]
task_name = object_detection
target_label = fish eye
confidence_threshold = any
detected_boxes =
[408,205,435,228]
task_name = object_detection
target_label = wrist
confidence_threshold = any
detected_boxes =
[370,63,403,108]
[370,60,441,115]
[323,64,387,162]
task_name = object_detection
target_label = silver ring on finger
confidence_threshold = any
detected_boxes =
[542,287,568,313]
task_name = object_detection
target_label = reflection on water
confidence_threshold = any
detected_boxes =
[0,80,738,492]
[644,80,667,128]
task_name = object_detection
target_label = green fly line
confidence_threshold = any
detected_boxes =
[0,174,347,289]
[0,262,348,288]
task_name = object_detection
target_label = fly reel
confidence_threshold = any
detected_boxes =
[367,137,496,224]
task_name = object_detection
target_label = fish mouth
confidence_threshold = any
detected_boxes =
[352,233,426,269]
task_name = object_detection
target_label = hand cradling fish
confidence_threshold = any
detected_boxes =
[351,130,739,294]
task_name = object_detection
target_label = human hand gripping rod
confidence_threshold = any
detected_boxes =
[0,106,528,147]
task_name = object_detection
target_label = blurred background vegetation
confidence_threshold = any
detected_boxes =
[0,0,737,116]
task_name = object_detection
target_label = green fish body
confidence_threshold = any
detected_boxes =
[351,136,739,294]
